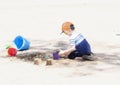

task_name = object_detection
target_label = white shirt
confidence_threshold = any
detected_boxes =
[69,31,85,46]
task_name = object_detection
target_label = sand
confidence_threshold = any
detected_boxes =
[0,39,120,85]
[0,0,120,85]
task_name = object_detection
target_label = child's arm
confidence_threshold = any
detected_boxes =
[58,45,76,57]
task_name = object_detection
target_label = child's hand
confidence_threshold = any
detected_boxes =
[58,50,65,57]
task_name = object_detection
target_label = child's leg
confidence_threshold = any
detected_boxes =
[68,50,83,59]
[75,39,91,55]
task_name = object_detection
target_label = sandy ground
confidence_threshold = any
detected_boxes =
[0,0,120,85]
[0,39,120,85]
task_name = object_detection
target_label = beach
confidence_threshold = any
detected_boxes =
[0,0,120,85]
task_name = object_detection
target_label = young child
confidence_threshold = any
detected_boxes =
[58,22,96,60]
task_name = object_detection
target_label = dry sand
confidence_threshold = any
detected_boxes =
[0,0,120,85]
[0,39,120,85]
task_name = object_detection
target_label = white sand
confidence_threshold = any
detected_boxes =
[0,0,120,85]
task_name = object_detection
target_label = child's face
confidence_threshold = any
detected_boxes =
[63,30,72,36]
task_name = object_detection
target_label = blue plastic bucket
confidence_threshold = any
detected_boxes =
[13,35,30,51]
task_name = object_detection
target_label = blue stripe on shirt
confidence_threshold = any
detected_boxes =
[70,34,85,45]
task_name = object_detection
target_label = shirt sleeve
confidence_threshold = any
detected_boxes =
[69,38,76,46]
